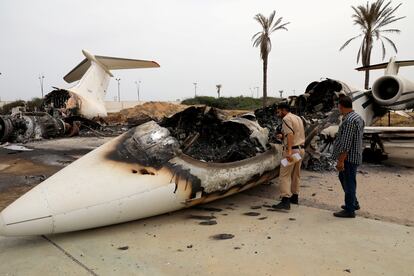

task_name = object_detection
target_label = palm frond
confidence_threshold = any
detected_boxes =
[271,22,290,32]
[251,31,262,41]
[379,38,386,60]
[339,34,362,51]
[356,44,363,64]
[268,10,276,28]
[378,28,401,34]
[382,35,398,53]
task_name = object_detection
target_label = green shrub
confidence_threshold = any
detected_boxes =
[26,97,44,111]
[0,98,44,115]
[0,100,25,115]
[181,96,281,110]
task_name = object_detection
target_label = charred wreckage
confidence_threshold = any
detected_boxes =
[0,88,96,143]
[1,78,355,173]
[0,79,355,236]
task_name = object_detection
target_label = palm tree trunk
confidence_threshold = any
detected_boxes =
[262,56,268,107]
[364,70,370,90]
[363,37,372,90]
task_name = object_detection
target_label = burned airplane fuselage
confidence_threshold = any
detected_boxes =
[0,107,281,236]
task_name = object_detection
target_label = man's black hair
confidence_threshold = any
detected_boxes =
[338,96,353,108]
[277,102,290,111]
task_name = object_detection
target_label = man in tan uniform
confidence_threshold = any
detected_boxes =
[272,103,306,211]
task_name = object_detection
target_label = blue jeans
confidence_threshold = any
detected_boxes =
[338,161,359,212]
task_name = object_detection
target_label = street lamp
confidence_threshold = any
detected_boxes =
[115,78,121,102]
[38,74,45,97]
[134,80,141,101]
[0,72,2,101]
[193,82,197,97]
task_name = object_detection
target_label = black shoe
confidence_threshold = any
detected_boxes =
[272,197,290,211]
[341,204,360,211]
[333,210,355,218]
[290,194,299,205]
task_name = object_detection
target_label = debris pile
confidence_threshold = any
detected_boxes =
[105,102,188,126]
[0,112,73,143]
[296,79,343,115]
[254,104,282,143]
[161,106,268,162]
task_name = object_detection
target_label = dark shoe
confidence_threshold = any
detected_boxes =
[341,204,360,211]
[272,197,290,211]
[333,210,355,218]
[290,194,299,205]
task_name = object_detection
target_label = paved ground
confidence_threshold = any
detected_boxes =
[1,137,414,275]
[1,194,413,276]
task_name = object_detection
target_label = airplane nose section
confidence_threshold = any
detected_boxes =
[0,213,5,236]
[0,186,54,236]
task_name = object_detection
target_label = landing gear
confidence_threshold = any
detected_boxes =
[363,133,388,163]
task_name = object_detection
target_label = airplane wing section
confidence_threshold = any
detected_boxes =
[356,60,414,71]
[63,58,91,83]
[95,55,160,70]
[63,51,160,83]
[364,126,414,134]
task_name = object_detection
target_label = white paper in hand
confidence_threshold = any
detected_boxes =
[281,153,302,167]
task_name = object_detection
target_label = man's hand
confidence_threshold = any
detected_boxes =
[285,150,293,162]
[336,160,345,171]
[276,134,283,140]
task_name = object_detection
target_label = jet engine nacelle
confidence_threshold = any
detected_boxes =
[372,75,414,110]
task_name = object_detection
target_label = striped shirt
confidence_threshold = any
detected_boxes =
[332,111,365,165]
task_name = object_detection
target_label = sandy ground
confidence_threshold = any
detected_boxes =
[1,137,413,227]
[1,137,414,275]
[247,140,414,226]
[1,194,413,275]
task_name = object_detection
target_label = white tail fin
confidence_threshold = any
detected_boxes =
[355,57,414,75]
[63,50,160,118]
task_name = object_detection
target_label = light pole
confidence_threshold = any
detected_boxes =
[193,82,197,97]
[134,80,141,101]
[255,86,259,98]
[38,74,45,97]
[115,78,121,102]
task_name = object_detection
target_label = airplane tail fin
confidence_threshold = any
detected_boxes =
[63,50,159,105]
[355,57,414,75]
[64,50,160,83]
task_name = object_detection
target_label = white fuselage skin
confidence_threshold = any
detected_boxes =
[67,61,110,119]
[0,121,281,236]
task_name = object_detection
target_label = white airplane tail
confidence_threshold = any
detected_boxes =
[356,57,414,76]
[355,57,414,110]
[63,50,160,118]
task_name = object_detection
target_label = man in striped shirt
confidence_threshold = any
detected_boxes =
[332,96,365,218]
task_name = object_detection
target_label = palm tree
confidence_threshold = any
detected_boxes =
[216,84,222,98]
[339,0,405,89]
[253,11,289,107]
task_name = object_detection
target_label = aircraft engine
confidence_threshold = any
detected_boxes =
[372,75,414,110]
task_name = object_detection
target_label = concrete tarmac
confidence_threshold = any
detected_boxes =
[0,194,413,276]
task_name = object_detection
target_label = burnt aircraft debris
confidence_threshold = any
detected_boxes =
[0,112,75,143]
[160,106,269,163]
[0,78,347,171]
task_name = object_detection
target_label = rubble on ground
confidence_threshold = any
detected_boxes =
[160,106,269,162]
[1,79,346,170]
[105,102,189,125]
